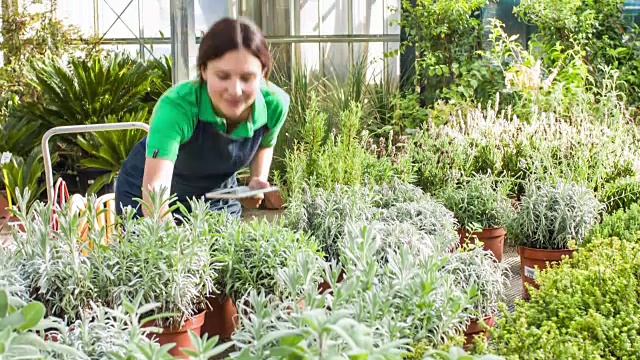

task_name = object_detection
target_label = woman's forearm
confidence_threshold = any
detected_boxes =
[141,157,175,219]
[250,146,274,181]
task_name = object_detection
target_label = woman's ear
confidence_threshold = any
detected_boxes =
[200,66,207,81]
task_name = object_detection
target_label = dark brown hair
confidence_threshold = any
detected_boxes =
[197,17,272,80]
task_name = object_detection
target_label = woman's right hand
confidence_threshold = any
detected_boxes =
[142,157,175,218]
[239,177,269,208]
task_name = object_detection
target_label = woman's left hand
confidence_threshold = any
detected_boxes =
[240,178,270,208]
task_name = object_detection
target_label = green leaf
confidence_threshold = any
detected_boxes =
[17,302,45,330]
[0,290,8,318]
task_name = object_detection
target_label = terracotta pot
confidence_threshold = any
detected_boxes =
[518,246,574,300]
[0,191,9,220]
[145,311,206,359]
[458,227,506,262]
[318,269,345,295]
[201,296,237,341]
[463,315,495,349]
[263,190,283,210]
[0,215,25,234]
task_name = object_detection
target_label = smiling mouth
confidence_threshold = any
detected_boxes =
[226,99,242,107]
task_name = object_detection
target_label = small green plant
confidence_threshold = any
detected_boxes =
[284,183,379,261]
[0,148,52,209]
[10,189,95,321]
[507,180,604,250]
[597,176,640,214]
[0,288,83,359]
[215,217,323,303]
[437,173,514,231]
[586,202,640,244]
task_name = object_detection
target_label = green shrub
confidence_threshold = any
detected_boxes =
[437,173,514,230]
[586,202,640,244]
[597,176,640,214]
[491,237,640,359]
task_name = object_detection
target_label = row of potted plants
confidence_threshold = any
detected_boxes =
[434,173,604,299]
[4,187,325,357]
[282,179,510,349]
[1,183,509,358]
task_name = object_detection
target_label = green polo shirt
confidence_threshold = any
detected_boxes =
[146,79,290,162]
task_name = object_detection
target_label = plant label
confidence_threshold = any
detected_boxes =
[524,266,536,279]
[0,152,11,165]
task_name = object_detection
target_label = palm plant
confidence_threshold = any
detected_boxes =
[75,110,149,194]
[0,148,53,209]
[22,53,152,128]
[13,53,154,175]
[145,54,173,103]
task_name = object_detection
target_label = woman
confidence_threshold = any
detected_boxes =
[115,17,289,219]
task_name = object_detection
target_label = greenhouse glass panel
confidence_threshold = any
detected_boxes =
[385,0,401,35]
[56,0,96,36]
[261,0,291,36]
[141,0,170,38]
[323,42,350,77]
[386,41,400,81]
[299,42,322,73]
[353,41,386,81]
[352,0,385,35]
[269,43,293,81]
[101,44,141,56]
[97,0,140,38]
[144,44,171,59]
[320,0,349,35]
[298,0,320,35]
[195,0,229,34]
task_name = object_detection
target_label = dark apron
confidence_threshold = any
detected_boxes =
[115,88,267,219]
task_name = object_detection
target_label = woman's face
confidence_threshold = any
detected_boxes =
[201,48,264,121]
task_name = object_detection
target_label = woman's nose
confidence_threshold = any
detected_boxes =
[228,80,242,96]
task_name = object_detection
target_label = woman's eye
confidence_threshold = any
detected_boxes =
[241,74,255,83]
[216,73,230,80]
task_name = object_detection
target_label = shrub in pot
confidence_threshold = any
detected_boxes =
[437,174,513,261]
[507,179,603,299]
[207,216,323,340]
[441,247,509,348]
[90,193,219,357]
[47,292,234,359]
